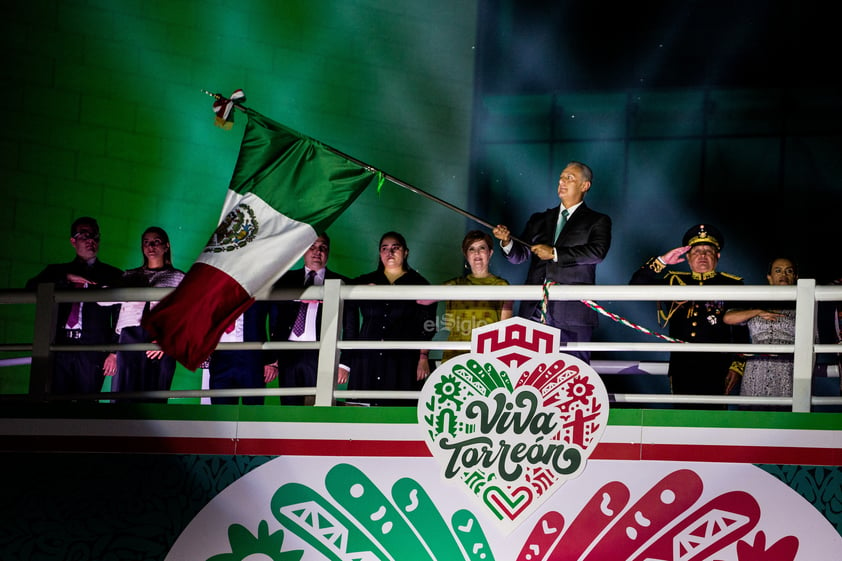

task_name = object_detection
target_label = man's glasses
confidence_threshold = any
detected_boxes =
[73,232,100,242]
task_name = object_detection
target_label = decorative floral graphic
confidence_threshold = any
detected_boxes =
[205,463,494,561]
[179,460,838,561]
[513,469,803,561]
[419,318,609,533]
[208,520,302,561]
[157,322,840,561]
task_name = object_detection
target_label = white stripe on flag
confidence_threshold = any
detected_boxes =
[197,190,318,296]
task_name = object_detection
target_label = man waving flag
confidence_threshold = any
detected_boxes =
[143,107,380,370]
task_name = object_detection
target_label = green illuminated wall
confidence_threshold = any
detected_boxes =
[0,0,479,394]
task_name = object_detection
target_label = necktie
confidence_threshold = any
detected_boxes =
[66,302,81,328]
[66,281,86,328]
[554,208,569,243]
[292,270,316,336]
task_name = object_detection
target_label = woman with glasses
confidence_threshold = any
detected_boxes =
[102,226,185,402]
[342,231,436,406]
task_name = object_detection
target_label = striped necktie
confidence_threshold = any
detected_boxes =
[292,270,316,336]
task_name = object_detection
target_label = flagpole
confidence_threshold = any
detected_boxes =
[320,146,531,247]
[202,90,530,247]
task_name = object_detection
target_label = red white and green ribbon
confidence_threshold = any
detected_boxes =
[539,281,684,343]
[208,88,246,129]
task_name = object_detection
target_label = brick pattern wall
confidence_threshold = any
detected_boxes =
[0,0,478,391]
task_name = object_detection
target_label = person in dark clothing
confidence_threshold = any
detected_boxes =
[101,226,185,402]
[492,161,611,363]
[268,233,349,405]
[630,223,748,397]
[342,232,436,406]
[206,304,272,405]
[26,216,123,395]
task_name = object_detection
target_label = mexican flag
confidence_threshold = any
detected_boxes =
[143,109,380,370]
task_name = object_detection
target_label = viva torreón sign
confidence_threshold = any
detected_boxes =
[419,317,609,532]
[165,318,841,561]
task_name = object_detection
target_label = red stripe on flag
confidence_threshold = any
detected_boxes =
[142,262,253,370]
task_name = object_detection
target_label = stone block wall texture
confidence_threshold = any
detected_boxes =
[0,0,479,394]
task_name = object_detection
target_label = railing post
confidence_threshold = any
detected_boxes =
[29,283,58,399]
[314,279,344,406]
[792,278,816,412]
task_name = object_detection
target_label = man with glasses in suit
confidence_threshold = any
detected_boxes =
[267,233,349,405]
[26,216,123,396]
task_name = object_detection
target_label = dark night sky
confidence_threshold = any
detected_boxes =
[472,0,842,283]
[478,0,840,93]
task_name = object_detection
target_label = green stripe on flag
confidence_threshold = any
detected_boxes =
[229,109,378,234]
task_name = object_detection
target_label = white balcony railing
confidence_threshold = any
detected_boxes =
[2,279,841,411]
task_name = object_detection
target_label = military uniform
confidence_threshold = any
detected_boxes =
[630,225,747,395]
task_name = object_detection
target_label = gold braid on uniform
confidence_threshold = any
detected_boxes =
[657,270,688,327]
[646,256,665,274]
[729,359,746,376]
[691,271,717,281]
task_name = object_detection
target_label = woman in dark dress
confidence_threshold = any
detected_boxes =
[102,226,185,402]
[343,232,436,406]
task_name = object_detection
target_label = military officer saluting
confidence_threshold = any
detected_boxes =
[630,224,748,398]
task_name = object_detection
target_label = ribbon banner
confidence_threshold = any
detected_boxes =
[539,281,684,343]
[209,88,246,130]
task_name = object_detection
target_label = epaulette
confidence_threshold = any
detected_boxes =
[720,271,743,281]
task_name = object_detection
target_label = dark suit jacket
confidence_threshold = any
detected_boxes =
[506,202,612,326]
[26,257,124,344]
[269,267,349,344]
[211,302,270,371]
